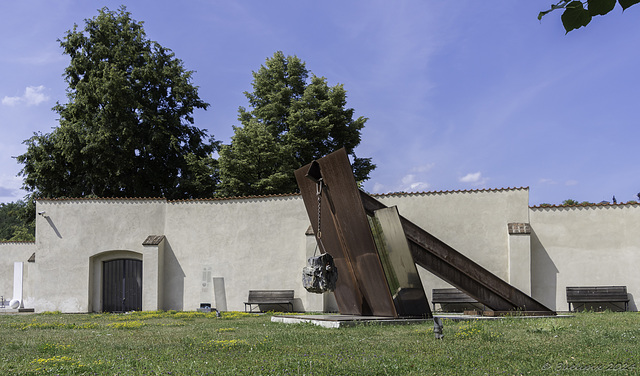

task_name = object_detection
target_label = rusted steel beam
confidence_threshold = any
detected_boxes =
[295,149,398,317]
[359,191,555,314]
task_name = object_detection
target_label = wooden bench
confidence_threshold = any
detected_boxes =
[431,288,482,312]
[566,286,629,312]
[244,290,295,313]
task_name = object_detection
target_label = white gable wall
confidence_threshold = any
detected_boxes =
[32,199,166,312]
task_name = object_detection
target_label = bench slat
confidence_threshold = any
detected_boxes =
[432,288,478,303]
[244,290,295,313]
[247,290,294,301]
[566,286,629,312]
[567,295,628,302]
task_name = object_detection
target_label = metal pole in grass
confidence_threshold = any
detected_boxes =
[434,317,444,339]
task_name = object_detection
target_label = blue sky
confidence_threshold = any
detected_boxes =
[1,1,639,206]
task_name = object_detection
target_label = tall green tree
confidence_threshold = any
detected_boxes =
[0,200,35,241]
[218,52,375,196]
[17,6,218,199]
[539,0,639,33]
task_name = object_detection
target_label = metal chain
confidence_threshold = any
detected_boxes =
[314,179,325,256]
[316,179,323,240]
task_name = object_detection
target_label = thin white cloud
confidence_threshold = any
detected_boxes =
[0,175,24,202]
[1,96,21,106]
[539,178,556,185]
[459,171,489,186]
[0,187,15,197]
[24,86,49,105]
[409,182,430,191]
[460,172,482,183]
[372,182,386,194]
[2,85,49,106]
[2,49,67,66]
[400,174,430,192]
[401,174,416,185]
[411,163,435,174]
[565,180,578,186]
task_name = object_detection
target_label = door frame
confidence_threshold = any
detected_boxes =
[89,251,142,313]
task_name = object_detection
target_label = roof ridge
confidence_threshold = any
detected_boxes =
[530,201,640,209]
[371,186,528,198]
[169,192,301,203]
[37,197,167,202]
[33,187,530,202]
[36,193,302,203]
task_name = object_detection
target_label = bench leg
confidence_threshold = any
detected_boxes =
[276,303,293,312]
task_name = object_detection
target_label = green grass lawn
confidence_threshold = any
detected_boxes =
[0,310,638,375]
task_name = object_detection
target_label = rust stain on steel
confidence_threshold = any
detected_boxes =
[359,191,555,314]
[295,149,397,317]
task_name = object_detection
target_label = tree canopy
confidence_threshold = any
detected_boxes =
[218,52,375,196]
[539,0,639,33]
[0,200,35,242]
[17,6,218,200]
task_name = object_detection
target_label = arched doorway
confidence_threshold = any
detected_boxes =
[102,259,142,312]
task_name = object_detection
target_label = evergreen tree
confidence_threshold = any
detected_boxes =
[218,51,374,196]
[17,6,218,199]
[0,200,35,242]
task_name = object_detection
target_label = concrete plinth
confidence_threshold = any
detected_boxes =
[271,314,431,328]
[272,313,573,328]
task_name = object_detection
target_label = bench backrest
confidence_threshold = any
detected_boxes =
[247,290,294,301]
[432,288,477,303]
[566,286,628,302]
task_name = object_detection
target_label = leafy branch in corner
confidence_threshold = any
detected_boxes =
[539,0,639,33]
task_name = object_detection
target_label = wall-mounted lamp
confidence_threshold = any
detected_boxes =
[38,211,47,217]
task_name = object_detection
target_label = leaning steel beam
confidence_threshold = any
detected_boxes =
[295,150,398,317]
[359,191,555,314]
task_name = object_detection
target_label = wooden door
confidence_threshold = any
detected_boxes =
[103,259,142,312]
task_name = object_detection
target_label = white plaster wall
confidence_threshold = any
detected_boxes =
[508,233,532,295]
[0,242,36,306]
[376,188,530,300]
[13,188,640,315]
[14,188,534,313]
[34,199,166,312]
[163,195,312,312]
[530,204,640,311]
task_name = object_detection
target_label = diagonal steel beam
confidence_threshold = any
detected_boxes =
[359,191,555,314]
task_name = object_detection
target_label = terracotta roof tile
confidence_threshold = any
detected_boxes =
[34,187,532,203]
[168,192,300,203]
[142,235,165,245]
[530,201,640,209]
[37,197,166,202]
[370,187,529,198]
